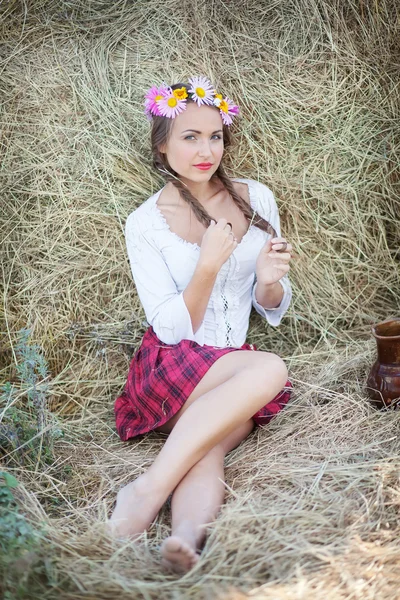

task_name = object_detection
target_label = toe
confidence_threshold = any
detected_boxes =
[160,537,201,574]
[161,557,186,574]
[163,537,183,553]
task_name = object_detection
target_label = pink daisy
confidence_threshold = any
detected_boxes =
[157,87,187,118]
[187,76,215,107]
[219,97,240,126]
[144,84,169,117]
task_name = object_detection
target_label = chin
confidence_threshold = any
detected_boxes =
[193,167,218,178]
[195,171,213,178]
[183,172,213,183]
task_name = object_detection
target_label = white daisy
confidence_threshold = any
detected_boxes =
[187,76,215,106]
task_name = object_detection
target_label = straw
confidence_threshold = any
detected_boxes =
[1,0,399,597]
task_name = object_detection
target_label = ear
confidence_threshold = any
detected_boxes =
[159,143,167,154]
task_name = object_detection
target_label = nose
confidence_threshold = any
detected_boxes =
[198,139,212,159]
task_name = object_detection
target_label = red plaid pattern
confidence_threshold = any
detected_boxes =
[114,326,293,441]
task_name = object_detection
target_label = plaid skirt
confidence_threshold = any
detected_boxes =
[114,326,293,442]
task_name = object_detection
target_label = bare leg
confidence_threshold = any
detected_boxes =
[160,419,255,573]
[108,352,287,538]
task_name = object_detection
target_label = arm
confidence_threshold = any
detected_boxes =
[182,264,218,337]
[125,211,217,345]
[251,183,292,326]
[254,279,284,309]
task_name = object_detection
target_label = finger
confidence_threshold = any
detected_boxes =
[272,242,292,252]
[229,234,238,245]
[268,251,292,261]
[274,243,293,252]
[266,248,291,256]
[276,263,290,274]
[271,237,290,246]
[263,238,274,253]
[261,263,290,279]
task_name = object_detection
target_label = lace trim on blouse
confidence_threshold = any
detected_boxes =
[151,177,259,252]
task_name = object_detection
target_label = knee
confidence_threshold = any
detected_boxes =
[253,354,288,390]
[276,355,289,382]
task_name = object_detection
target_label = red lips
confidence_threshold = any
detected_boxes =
[194,163,213,170]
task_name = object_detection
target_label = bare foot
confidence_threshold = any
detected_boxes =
[108,475,166,540]
[161,536,200,574]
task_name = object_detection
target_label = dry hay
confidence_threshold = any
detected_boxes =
[1,0,400,598]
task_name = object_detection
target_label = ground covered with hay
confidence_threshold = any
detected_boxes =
[1,0,399,598]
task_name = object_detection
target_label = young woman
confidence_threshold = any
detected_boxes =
[109,76,294,574]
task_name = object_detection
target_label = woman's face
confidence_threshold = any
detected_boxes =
[160,102,224,182]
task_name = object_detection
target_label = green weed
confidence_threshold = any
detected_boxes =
[0,328,63,469]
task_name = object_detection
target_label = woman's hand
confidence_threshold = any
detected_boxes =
[199,218,237,274]
[255,237,293,286]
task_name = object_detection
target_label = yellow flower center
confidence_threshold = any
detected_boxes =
[195,87,206,98]
[167,97,178,108]
[219,100,228,113]
[155,95,163,102]
[173,87,188,100]
[215,93,223,100]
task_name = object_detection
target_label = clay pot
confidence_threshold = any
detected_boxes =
[366,318,400,409]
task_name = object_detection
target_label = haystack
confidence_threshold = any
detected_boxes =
[1,0,399,598]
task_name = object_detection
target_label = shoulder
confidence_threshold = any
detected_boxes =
[230,179,251,204]
[231,178,277,212]
[125,187,164,237]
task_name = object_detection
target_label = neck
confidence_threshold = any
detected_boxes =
[178,175,223,207]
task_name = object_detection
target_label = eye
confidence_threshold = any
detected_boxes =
[212,134,222,140]
[184,135,196,140]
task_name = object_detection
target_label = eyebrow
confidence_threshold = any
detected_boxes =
[181,129,223,134]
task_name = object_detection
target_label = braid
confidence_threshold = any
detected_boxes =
[154,151,214,227]
[171,178,212,227]
[153,150,277,239]
[215,165,277,238]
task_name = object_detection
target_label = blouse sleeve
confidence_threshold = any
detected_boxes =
[251,182,292,326]
[125,210,206,345]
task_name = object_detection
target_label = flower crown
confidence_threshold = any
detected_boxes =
[144,75,240,126]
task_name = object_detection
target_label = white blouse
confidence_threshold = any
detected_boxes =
[125,178,292,348]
